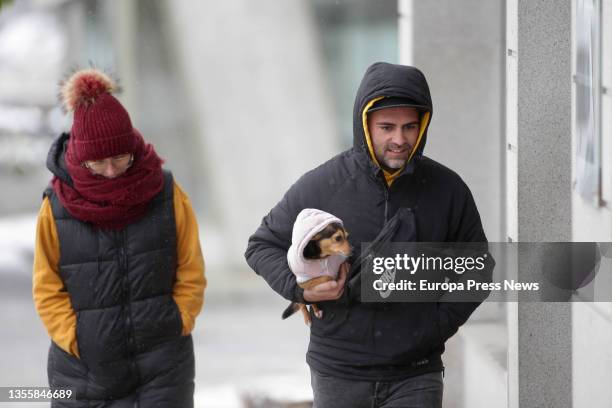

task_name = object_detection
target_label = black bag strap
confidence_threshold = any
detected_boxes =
[346,207,412,300]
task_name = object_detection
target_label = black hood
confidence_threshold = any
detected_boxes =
[46,133,73,187]
[352,62,433,167]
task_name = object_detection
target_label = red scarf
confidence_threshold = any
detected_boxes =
[52,131,165,230]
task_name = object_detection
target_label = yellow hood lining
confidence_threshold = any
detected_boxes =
[361,97,431,186]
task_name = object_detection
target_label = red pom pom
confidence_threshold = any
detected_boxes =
[60,68,117,112]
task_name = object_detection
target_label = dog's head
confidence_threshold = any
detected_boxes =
[303,222,352,260]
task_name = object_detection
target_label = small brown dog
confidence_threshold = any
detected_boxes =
[283,222,351,325]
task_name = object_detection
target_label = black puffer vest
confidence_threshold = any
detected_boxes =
[45,170,195,406]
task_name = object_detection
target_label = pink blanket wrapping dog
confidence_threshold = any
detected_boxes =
[284,208,351,324]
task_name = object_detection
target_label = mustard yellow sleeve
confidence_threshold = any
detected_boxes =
[32,197,80,357]
[173,182,206,336]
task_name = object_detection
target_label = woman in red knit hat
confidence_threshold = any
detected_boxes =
[32,68,206,407]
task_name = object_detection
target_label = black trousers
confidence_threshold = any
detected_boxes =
[311,369,444,408]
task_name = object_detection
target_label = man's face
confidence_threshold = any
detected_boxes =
[368,107,421,172]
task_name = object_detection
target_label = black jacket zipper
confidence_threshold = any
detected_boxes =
[384,187,389,223]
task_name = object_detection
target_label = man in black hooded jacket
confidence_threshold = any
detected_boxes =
[245,62,490,407]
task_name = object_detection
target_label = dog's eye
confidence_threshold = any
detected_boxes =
[335,236,343,242]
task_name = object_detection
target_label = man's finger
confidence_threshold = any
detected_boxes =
[312,280,338,293]
[333,288,345,300]
[337,263,349,285]
[340,262,350,276]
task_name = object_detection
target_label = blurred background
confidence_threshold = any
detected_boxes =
[0,0,611,407]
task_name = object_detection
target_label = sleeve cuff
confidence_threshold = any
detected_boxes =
[294,285,312,304]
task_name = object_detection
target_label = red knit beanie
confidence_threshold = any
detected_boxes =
[61,68,137,163]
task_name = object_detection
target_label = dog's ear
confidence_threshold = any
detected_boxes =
[328,222,343,232]
[303,240,322,259]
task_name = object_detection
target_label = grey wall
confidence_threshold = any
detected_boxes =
[409,0,505,243]
[400,2,507,407]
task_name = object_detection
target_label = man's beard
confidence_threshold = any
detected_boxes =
[377,143,412,171]
[382,158,407,171]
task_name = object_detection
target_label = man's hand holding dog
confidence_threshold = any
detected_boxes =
[303,262,349,302]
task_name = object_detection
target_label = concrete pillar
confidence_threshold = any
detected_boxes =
[163,0,337,270]
[507,0,573,407]
[401,0,505,243]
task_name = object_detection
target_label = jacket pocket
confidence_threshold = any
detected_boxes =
[131,294,183,349]
[170,296,185,336]
[421,304,446,357]
[48,341,89,399]
[310,295,374,345]
[310,298,350,338]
